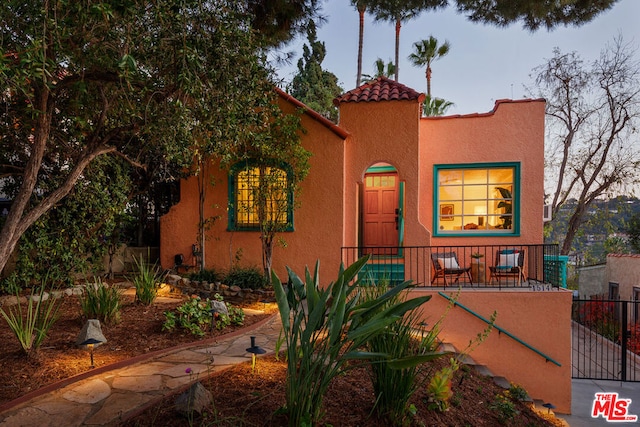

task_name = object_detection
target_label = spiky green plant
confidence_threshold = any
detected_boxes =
[130,254,164,305]
[362,282,444,426]
[80,278,123,325]
[272,256,432,427]
[0,285,61,357]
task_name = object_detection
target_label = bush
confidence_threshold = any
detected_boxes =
[129,255,165,305]
[163,294,244,337]
[0,284,61,357]
[80,278,123,325]
[362,282,442,426]
[189,268,223,283]
[224,266,267,290]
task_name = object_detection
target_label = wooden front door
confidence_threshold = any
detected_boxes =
[363,172,399,254]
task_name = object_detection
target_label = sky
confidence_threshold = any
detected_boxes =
[275,0,640,115]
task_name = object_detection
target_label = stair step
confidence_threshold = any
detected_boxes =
[471,364,494,377]
[493,376,511,389]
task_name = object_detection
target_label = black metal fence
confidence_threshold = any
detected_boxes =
[572,299,640,382]
[340,244,561,289]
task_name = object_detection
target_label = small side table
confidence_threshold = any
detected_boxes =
[471,259,485,284]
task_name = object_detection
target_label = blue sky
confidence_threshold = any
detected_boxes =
[275,0,640,115]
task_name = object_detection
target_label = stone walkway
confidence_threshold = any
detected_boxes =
[0,312,282,427]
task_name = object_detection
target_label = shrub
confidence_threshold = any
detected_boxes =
[489,393,519,423]
[272,256,431,427]
[163,294,244,337]
[0,284,61,357]
[189,268,223,283]
[80,278,123,325]
[362,282,442,426]
[224,266,267,290]
[130,254,165,305]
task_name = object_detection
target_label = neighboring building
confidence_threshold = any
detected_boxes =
[160,77,573,413]
[605,254,640,301]
[577,263,607,298]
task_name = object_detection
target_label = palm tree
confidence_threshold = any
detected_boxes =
[362,58,396,81]
[369,0,446,82]
[408,36,450,97]
[422,95,454,117]
[351,0,374,87]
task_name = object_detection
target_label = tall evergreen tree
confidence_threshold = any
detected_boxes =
[288,22,343,122]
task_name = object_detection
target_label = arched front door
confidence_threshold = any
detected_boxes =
[363,166,400,255]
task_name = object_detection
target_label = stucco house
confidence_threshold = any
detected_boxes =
[160,77,574,413]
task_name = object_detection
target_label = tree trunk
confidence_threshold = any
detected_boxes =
[561,202,587,255]
[426,66,432,97]
[197,160,207,271]
[356,8,365,87]
[394,19,401,82]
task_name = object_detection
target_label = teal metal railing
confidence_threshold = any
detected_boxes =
[438,292,561,367]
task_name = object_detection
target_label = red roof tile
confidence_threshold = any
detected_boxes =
[334,77,424,105]
[275,87,349,140]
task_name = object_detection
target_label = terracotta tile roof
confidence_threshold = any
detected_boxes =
[275,87,349,140]
[333,77,424,105]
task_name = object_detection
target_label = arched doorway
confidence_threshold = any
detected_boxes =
[362,163,403,255]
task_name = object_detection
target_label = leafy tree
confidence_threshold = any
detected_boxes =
[0,0,296,279]
[365,0,619,82]
[370,0,447,81]
[408,36,451,97]
[530,36,640,255]
[288,21,343,122]
[628,213,640,254]
[454,0,620,31]
[245,0,323,48]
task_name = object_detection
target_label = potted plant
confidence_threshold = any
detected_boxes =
[470,253,485,284]
[495,187,513,229]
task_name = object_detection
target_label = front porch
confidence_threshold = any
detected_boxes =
[342,244,565,289]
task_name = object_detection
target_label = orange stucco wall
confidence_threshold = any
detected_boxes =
[338,99,431,248]
[160,98,347,280]
[412,288,573,414]
[420,100,546,247]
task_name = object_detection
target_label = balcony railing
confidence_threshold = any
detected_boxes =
[341,244,562,289]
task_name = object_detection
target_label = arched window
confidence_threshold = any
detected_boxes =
[228,161,293,231]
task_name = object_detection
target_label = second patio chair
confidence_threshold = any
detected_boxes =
[430,252,473,286]
[488,249,526,286]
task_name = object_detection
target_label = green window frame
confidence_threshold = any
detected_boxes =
[228,160,294,231]
[433,162,520,236]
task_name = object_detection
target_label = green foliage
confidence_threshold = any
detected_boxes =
[507,383,528,402]
[80,278,123,325]
[422,95,455,117]
[427,358,458,412]
[628,212,640,254]
[162,295,244,337]
[0,285,61,357]
[130,255,165,306]
[362,282,443,426]
[224,266,268,290]
[0,0,296,277]
[189,268,224,284]
[489,393,519,423]
[362,58,396,81]
[272,256,431,427]
[8,157,132,288]
[288,21,343,123]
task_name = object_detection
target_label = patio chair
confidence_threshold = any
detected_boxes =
[488,249,526,286]
[430,252,473,286]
